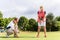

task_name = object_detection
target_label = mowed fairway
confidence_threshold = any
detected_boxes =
[0,31,60,40]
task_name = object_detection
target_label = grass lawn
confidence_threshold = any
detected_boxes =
[0,31,60,40]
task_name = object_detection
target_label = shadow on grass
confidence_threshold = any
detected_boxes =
[0,36,36,38]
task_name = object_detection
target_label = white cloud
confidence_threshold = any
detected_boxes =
[15,6,28,13]
[0,0,60,19]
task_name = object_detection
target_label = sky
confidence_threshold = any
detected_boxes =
[0,0,60,19]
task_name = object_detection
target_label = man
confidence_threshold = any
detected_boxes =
[6,18,19,38]
[36,6,46,38]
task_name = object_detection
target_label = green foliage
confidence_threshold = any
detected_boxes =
[28,18,37,31]
[46,13,58,31]
[46,13,54,31]
[3,18,13,28]
[0,17,14,28]
[55,16,60,21]
[17,13,60,31]
[0,11,60,31]
[56,21,60,31]
[46,13,54,20]
[51,20,59,31]
[18,16,29,31]
[18,17,38,31]
[0,18,4,27]
[0,11,3,18]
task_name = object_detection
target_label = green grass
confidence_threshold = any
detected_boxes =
[0,31,60,40]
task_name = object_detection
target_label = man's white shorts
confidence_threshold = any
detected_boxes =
[38,21,46,27]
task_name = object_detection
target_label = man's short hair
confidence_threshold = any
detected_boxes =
[14,18,18,21]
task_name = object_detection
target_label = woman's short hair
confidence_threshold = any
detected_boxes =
[40,6,43,8]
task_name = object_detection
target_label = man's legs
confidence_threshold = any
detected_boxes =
[44,26,46,37]
[37,22,42,37]
[6,29,13,37]
[37,26,41,37]
[6,32,9,37]
[37,21,47,38]
[14,30,18,37]
[43,22,47,37]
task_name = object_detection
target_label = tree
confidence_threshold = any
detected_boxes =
[0,11,3,18]
[18,16,29,31]
[55,16,60,21]
[28,18,37,31]
[0,11,4,27]
[0,18,4,27]
[51,19,58,31]
[46,13,54,31]
[3,18,14,28]
[55,16,60,31]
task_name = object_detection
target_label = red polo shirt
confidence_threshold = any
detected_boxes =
[37,10,46,22]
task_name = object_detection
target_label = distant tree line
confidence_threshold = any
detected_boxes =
[0,11,60,31]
